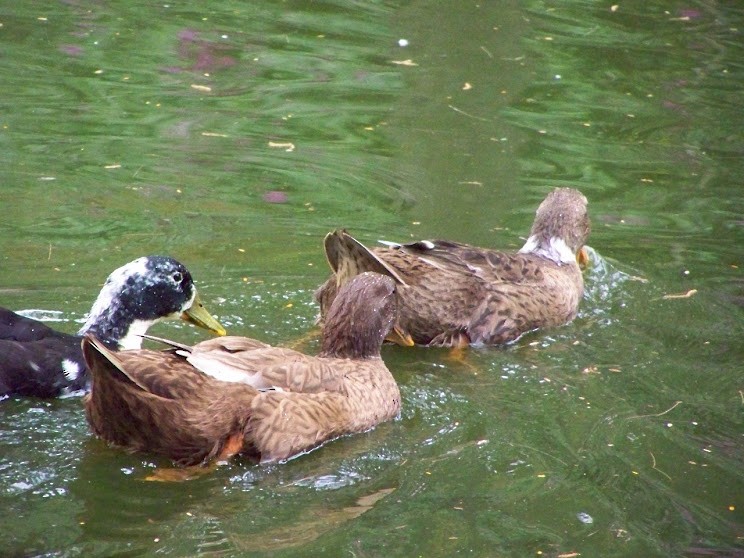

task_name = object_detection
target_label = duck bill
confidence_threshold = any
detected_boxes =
[181,293,227,336]
[577,246,590,268]
[386,325,415,347]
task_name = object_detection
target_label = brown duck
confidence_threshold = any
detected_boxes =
[315,187,590,347]
[82,272,411,467]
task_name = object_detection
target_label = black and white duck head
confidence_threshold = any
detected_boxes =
[79,256,225,350]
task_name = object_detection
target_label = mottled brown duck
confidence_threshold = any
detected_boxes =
[315,187,591,347]
[82,272,410,467]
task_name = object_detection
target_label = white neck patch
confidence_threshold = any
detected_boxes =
[117,319,159,350]
[519,235,576,265]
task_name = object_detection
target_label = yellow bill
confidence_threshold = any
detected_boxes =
[181,292,227,336]
[386,324,415,347]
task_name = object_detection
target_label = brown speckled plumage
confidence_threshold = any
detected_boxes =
[83,272,402,466]
[315,188,591,347]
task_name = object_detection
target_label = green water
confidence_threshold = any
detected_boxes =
[1,1,742,556]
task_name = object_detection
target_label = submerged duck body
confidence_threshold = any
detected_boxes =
[315,188,591,347]
[83,272,407,466]
[0,256,225,398]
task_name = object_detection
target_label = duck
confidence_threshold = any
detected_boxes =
[0,256,226,399]
[82,271,412,467]
[315,187,591,347]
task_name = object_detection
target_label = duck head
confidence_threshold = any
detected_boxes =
[79,256,225,350]
[519,188,590,265]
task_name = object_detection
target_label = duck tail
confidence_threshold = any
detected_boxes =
[323,229,408,287]
[81,334,150,392]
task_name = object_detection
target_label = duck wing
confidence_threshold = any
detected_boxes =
[384,239,546,284]
[0,307,88,397]
[82,335,258,466]
[0,307,71,342]
[141,334,346,394]
[376,241,569,347]
[172,336,346,394]
[0,336,88,397]
[82,334,211,400]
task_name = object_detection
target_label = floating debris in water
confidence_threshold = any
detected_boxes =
[577,512,594,524]
[662,289,697,300]
[268,141,295,152]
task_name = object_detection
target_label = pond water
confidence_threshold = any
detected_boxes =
[1,0,742,556]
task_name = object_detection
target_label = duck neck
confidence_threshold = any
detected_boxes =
[318,318,382,360]
[77,299,151,350]
[518,234,576,265]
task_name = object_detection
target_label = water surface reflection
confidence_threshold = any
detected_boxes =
[0,1,742,557]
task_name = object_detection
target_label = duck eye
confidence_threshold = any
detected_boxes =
[172,272,183,284]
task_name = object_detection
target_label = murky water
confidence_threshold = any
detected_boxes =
[1,1,742,556]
